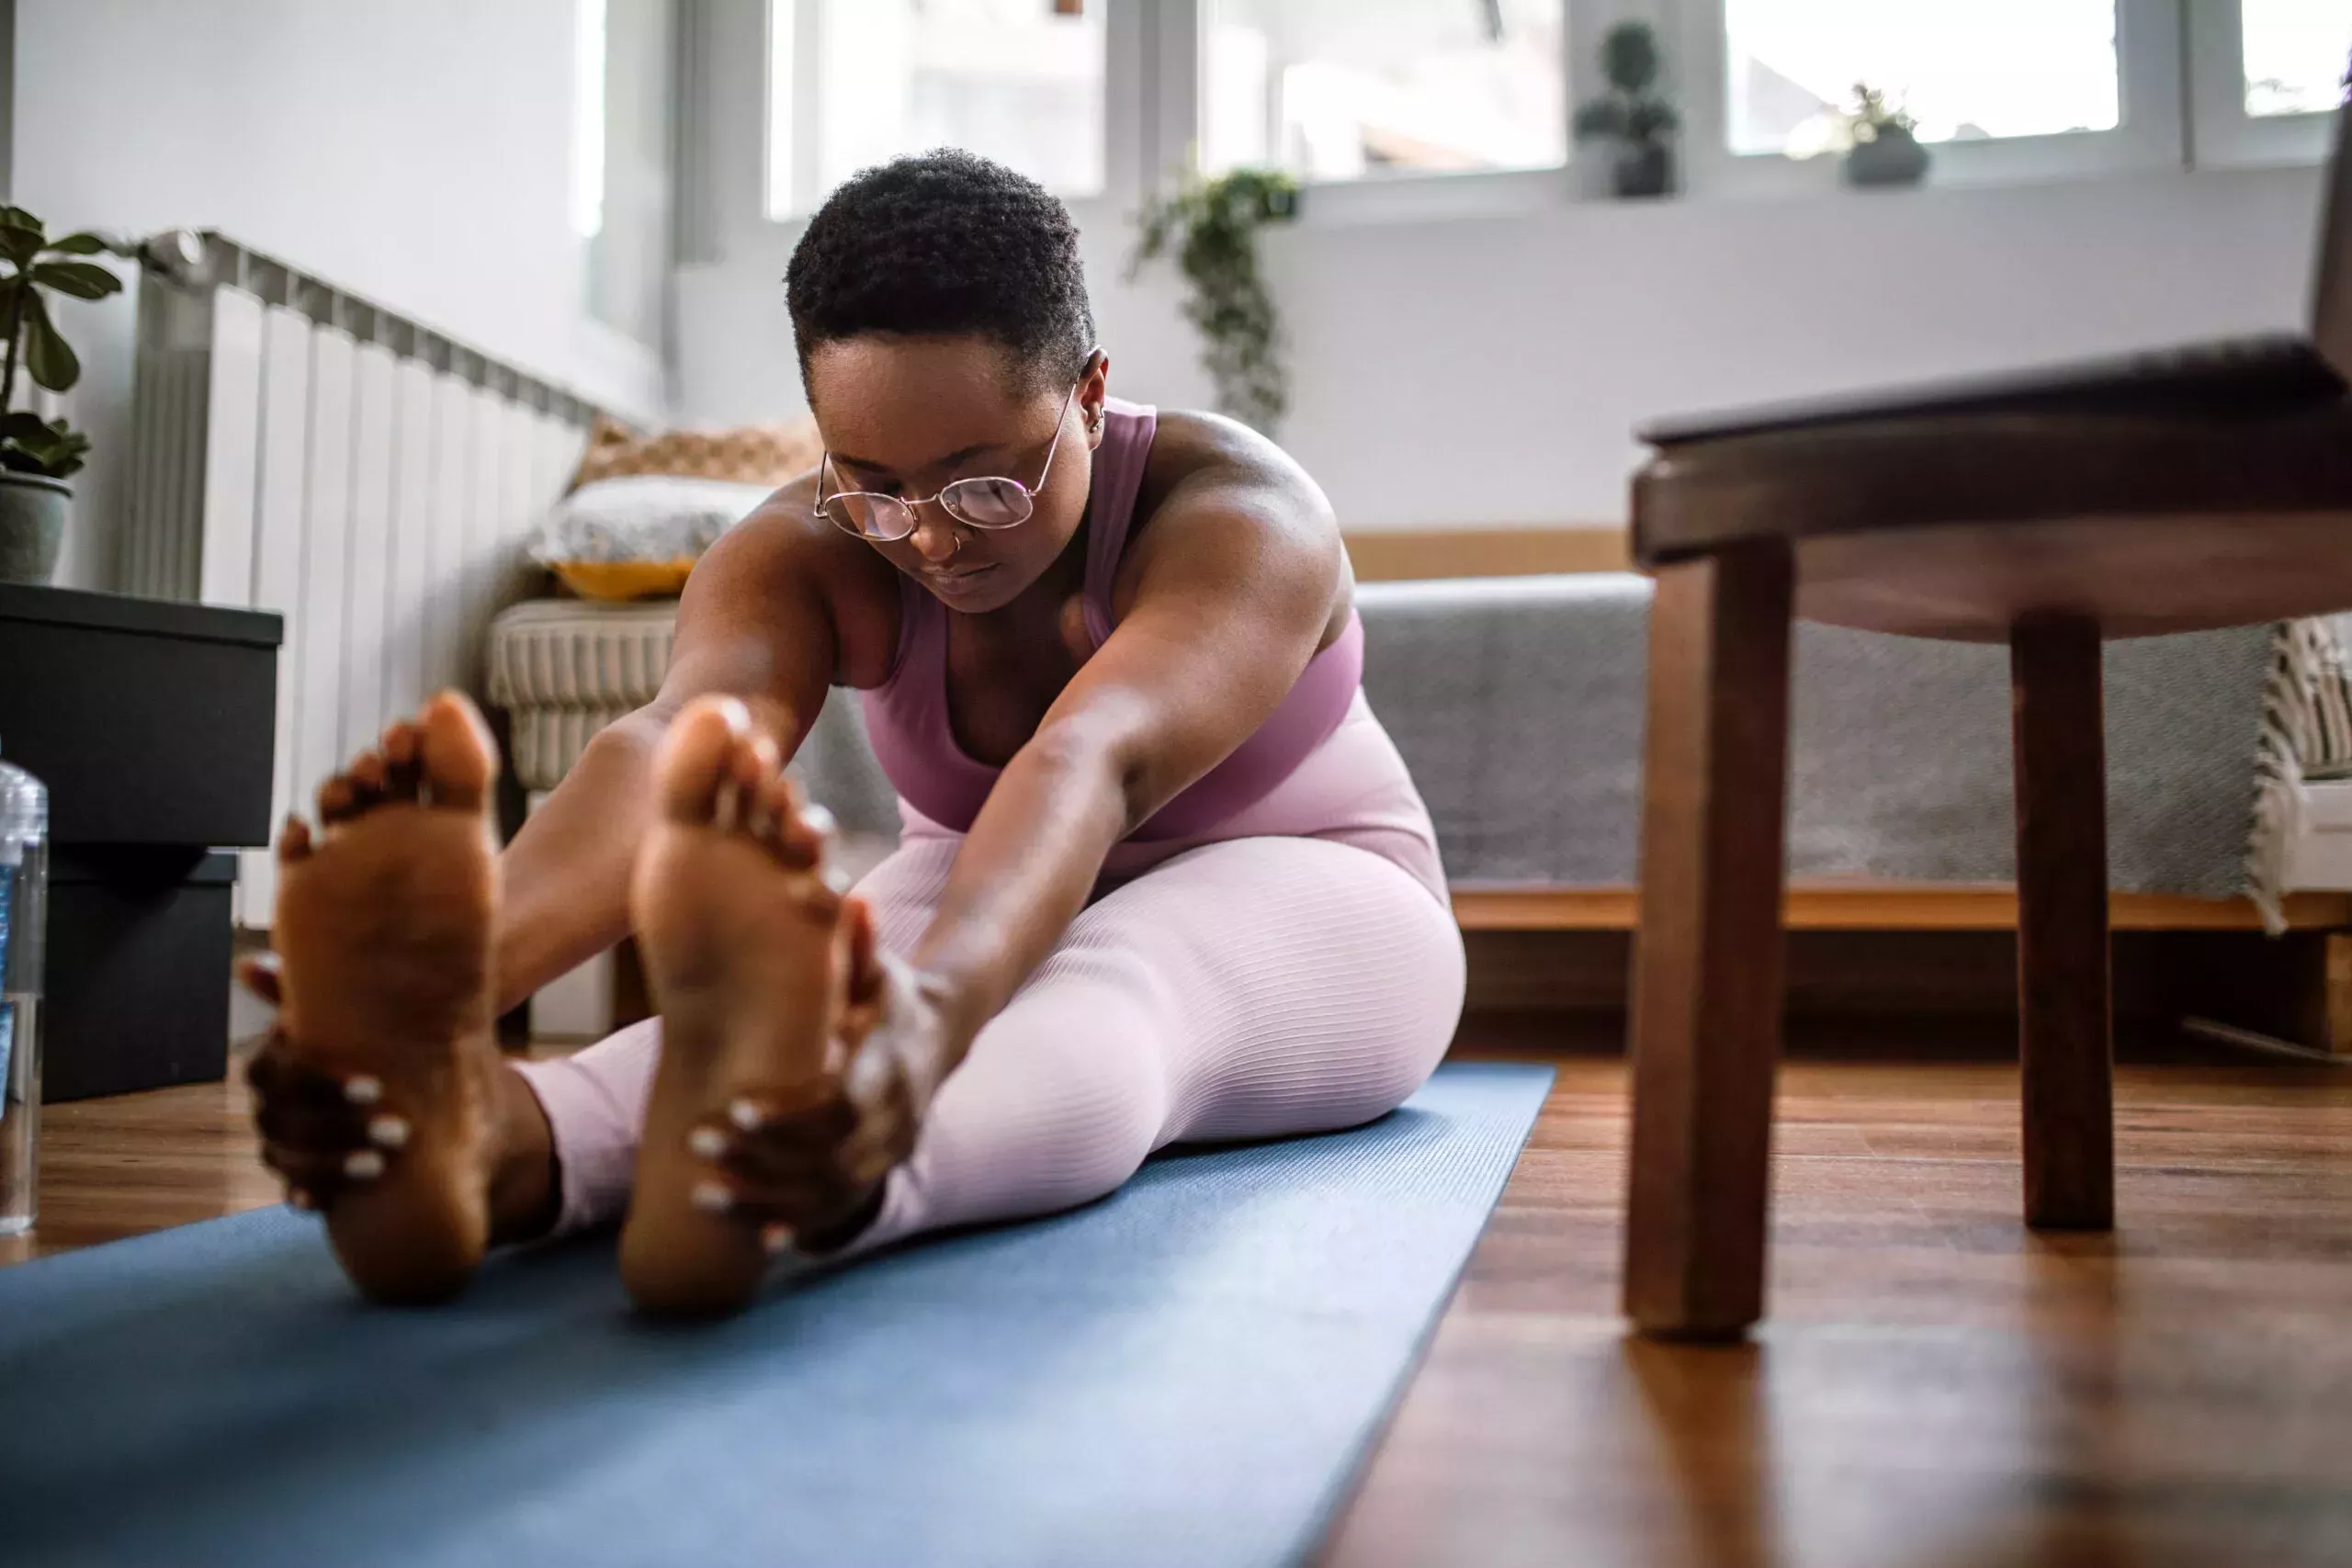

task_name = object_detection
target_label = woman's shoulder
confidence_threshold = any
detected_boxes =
[1136,410,1327,524]
[1136,409,1335,541]
[1140,406,1271,479]
[687,469,904,686]
[1117,409,1347,629]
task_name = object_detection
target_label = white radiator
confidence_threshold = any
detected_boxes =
[119,233,596,924]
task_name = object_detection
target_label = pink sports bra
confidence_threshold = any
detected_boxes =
[857,399,1363,840]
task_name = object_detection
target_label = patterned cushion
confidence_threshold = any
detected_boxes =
[567,413,822,491]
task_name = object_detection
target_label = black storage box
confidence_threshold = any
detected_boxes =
[45,849,241,1100]
[0,584,281,1100]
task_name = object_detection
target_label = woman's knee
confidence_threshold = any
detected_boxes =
[913,999,1172,1216]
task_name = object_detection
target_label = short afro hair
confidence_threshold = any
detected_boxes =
[786,150,1097,397]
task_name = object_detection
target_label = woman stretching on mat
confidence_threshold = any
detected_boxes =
[243,152,1464,1315]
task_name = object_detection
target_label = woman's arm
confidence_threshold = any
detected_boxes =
[490,491,859,1013]
[909,419,1346,1041]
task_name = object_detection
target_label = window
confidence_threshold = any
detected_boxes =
[765,0,1108,220]
[1199,0,1566,183]
[1678,0,2189,194]
[1722,0,2120,157]
[706,0,2352,243]
[2242,0,2352,117]
[2188,0,2352,166]
[573,0,609,241]
[575,0,673,351]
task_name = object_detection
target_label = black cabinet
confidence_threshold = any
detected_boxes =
[0,584,281,1100]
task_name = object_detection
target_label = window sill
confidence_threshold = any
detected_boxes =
[1243,132,2332,236]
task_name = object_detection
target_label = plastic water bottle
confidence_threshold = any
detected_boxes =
[0,738,46,1235]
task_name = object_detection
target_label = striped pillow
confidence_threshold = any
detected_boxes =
[567,414,822,492]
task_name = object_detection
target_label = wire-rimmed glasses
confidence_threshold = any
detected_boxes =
[815,376,1086,544]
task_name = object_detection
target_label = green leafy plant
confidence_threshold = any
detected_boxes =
[0,207,123,479]
[1573,21,1679,195]
[1129,166,1298,434]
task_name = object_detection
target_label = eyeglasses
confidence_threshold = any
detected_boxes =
[815,376,1085,544]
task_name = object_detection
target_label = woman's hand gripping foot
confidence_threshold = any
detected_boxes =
[620,696,968,1318]
[243,694,547,1304]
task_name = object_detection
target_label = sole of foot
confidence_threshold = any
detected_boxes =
[620,696,855,1318]
[269,692,503,1304]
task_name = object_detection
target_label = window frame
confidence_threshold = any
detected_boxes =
[759,0,1148,228]
[714,0,2343,254]
[2187,0,2344,168]
[1179,0,1582,225]
[1670,0,2188,199]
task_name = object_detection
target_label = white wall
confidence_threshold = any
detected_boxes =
[13,0,663,588]
[674,162,2324,531]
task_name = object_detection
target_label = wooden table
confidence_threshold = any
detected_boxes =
[1622,405,2352,1340]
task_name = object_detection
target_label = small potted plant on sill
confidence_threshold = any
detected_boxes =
[0,207,122,586]
[1838,83,1930,189]
[1573,22,1679,199]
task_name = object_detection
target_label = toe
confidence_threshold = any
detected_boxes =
[277,815,314,865]
[345,748,390,800]
[317,774,360,825]
[731,736,785,841]
[380,719,424,797]
[754,774,819,863]
[730,731,780,801]
[656,696,752,825]
[417,692,498,812]
[775,782,830,870]
[842,898,883,1013]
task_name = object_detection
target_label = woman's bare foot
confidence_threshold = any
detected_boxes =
[620,696,883,1317]
[251,693,506,1303]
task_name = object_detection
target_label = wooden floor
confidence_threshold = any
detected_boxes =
[1327,1046,2352,1568]
[7,1037,2352,1564]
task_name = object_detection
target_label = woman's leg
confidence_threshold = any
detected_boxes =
[846,836,1465,1253]
[516,829,1462,1247]
[509,830,965,1235]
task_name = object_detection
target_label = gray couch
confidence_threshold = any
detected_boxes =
[488,575,2298,902]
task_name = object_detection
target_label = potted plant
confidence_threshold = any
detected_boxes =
[1573,22,1679,199]
[1129,166,1299,435]
[1838,83,1930,188]
[0,207,123,586]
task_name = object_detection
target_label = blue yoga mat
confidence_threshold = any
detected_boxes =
[0,1061,1549,1568]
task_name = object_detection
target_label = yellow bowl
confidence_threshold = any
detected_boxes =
[550,558,697,603]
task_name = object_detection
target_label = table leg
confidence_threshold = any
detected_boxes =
[1623,543,1795,1340]
[2010,614,2115,1230]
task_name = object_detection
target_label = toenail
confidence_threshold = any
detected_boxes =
[288,1187,315,1211]
[799,803,836,838]
[728,1098,763,1132]
[821,865,852,896]
[687,1126,727,1158]
[761,1224,792,1255]
[344,1149,386,1180]
[368,1114,411,1149]
[691,1180,734,1213]
[343,1075,384,1106]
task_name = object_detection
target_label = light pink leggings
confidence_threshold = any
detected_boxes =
[514,697,1466,1253]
